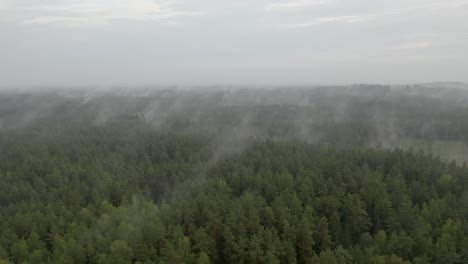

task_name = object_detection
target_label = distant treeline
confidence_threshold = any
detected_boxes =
[2,85,468,145]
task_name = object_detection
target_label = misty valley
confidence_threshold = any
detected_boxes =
[1,84,468,264]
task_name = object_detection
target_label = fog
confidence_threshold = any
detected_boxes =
[2,84,468,157]
[2,2,468,260]
[1,0,468,160]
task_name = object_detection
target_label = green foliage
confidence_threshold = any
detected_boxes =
[0,128,467,263]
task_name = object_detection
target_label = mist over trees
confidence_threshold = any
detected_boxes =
[1,84,468,263]
[3,84,468,141]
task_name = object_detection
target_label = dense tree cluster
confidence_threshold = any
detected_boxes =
[1,128,467,263]
[2,87,468,263]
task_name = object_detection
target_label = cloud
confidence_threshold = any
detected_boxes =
[280,14,377,28]
[276,0,468,29]
[427,0,468,10]
[391,41,433,50]
[265,0,329,11]
[1,0,199,26]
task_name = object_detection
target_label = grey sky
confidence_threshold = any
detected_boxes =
[1,0,467,87]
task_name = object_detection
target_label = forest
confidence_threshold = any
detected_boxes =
[1,84,468,263]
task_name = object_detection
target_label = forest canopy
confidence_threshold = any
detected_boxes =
[0,85,468,263]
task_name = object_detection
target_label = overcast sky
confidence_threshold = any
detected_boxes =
[1,0,467,87]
